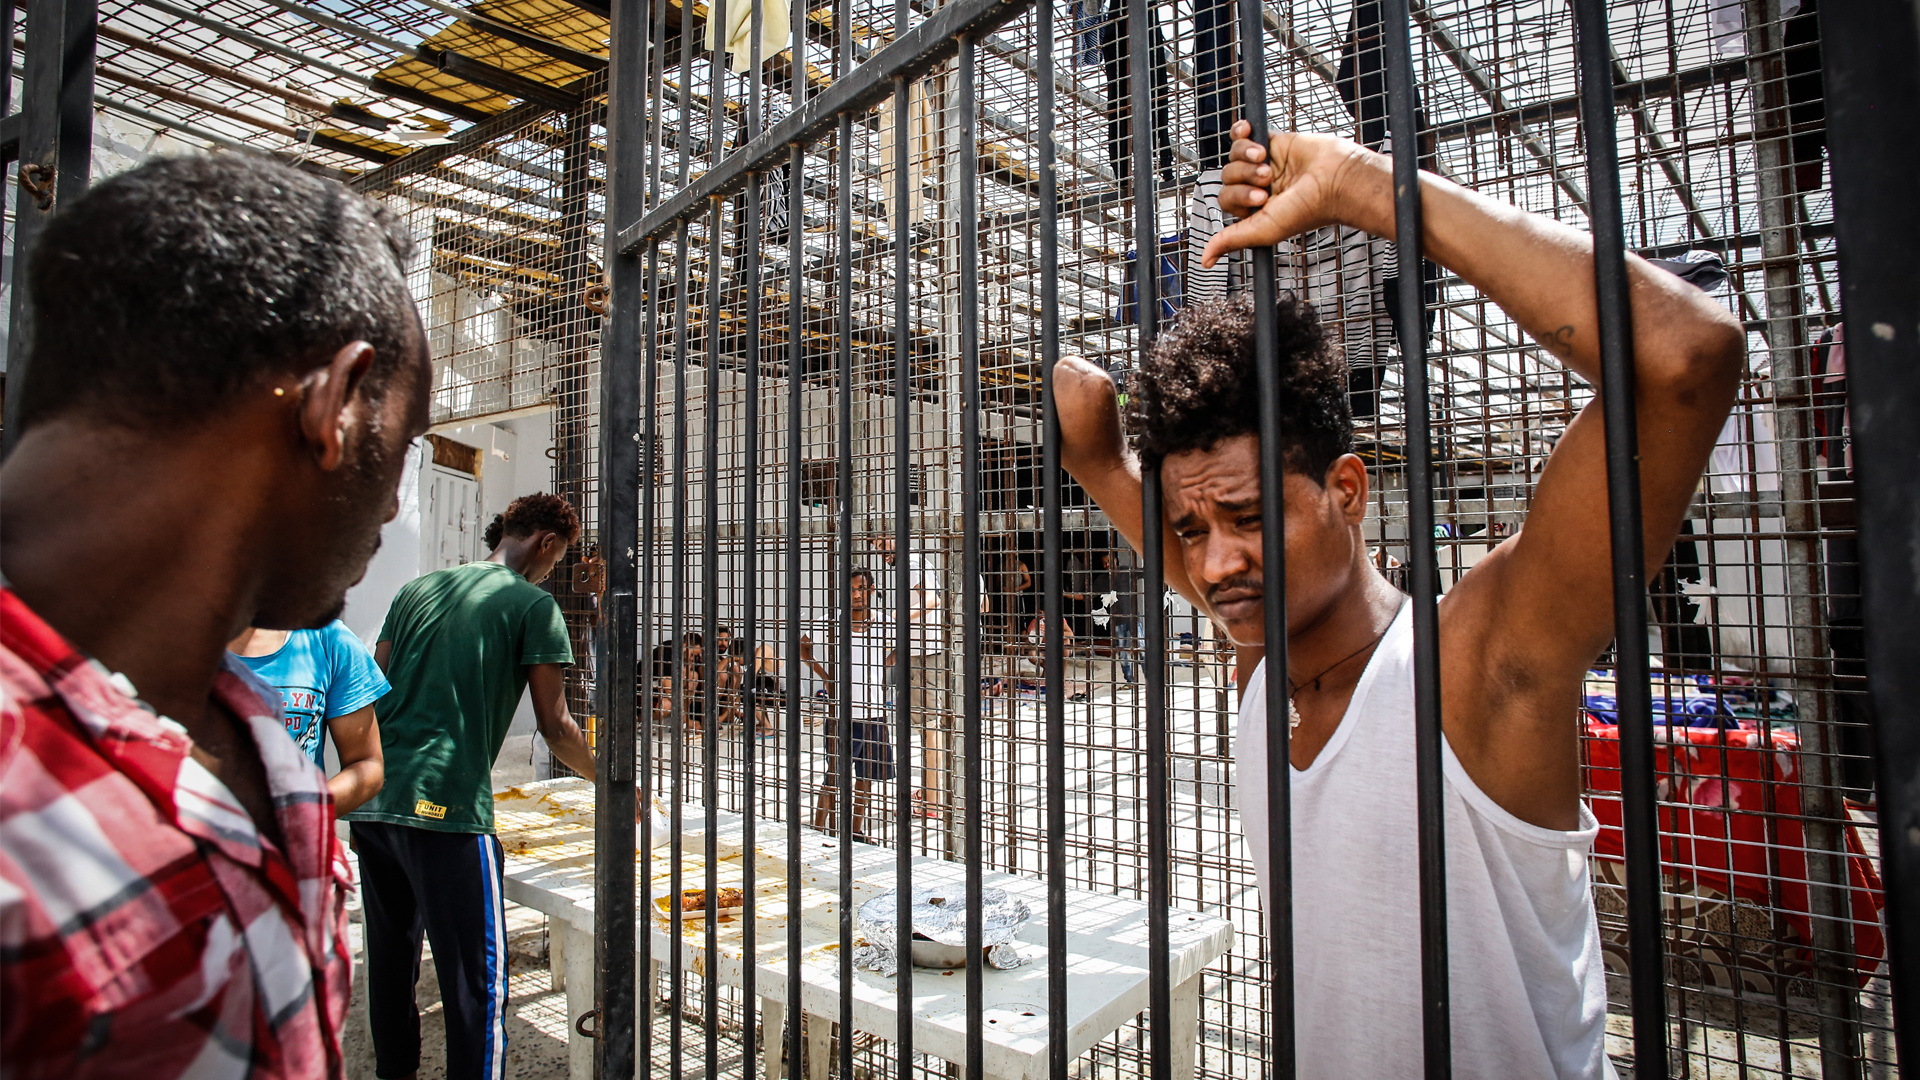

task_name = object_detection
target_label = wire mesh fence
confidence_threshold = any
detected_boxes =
[34,0,1896,1073]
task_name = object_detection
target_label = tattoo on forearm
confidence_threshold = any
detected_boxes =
[1533,324,1576,357]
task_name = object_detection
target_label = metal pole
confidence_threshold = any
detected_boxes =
[701,2,728,1071]
[1038,0,1068,1069]
[595,1,645,1075]
[890,0,916,1066]
[1379,2,1450,1075]
[958,34,986,1079]
[1235,0,1294,1071]
[1739,4,1861,1073]
[1570,2,1666,1074]
[784,139,807,1080]
[4,0,94,454]
[740,0,764,1066]
[1818,0,1920,1065]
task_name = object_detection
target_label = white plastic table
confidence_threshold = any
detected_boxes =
[494,779,1233,1080]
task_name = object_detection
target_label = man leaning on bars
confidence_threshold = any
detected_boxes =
[1055,121,1745,1078]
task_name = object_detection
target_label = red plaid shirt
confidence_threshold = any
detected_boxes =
[0,588,352,1079]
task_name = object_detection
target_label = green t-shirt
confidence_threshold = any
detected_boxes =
[349,561,573,834]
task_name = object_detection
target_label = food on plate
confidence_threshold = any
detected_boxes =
[655,887,745,914]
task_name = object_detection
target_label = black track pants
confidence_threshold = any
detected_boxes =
[352,821,510,1080]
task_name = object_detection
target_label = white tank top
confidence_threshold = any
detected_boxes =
[1236,602,1616,1079]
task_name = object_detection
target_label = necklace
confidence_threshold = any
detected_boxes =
[1284,624,1392,732]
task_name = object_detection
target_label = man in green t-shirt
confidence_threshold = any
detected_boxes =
[349,492,594,1080]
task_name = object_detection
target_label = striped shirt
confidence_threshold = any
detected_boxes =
[0,588,353,1079]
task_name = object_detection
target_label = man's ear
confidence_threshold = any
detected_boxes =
[1327,453,1371,525]
[298,341,378,471]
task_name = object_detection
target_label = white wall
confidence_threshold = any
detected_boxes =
[339,410,559,743]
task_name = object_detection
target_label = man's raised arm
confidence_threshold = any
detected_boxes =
[1054,360,1211,615]
[1208,121,1743,825]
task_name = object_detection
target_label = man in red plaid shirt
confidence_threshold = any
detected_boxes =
[0,154,430,1078]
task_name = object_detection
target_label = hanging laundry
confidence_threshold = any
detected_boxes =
[1071,0,1103,68]
[1708,407,1782,494]
[1185,169,1249,306]
[1191,0,1238,171]
[1117,235,1183,326]
[1100,0,1173,185]
[876,78,938,224]
[704,0,793,74]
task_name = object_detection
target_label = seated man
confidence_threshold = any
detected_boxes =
[1055,121,1743,1077]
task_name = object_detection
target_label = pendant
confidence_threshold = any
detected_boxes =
[1287,697,1303,733]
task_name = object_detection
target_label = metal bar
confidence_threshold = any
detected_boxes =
[410,0,608,72]
[958,34,985,1080]
[740,2,764,1071]
[1569,2,1665,1074]
[784,137,807,1080]
[596,2,645,1075]
[639,235,660,1069]
[2,0,14,123]
[1235,0,1293,1070]
[95,25,391,130]
[131,0,489,122]
[4,0,94,454]
[615,0,1032,254]
[889,0,915,1066]
[347,86,578,189]
[90,93,260,154]
[834,7,856,1064]
[131,0,373,87]
[669,212,691,1080]
[1405,0,1588,214]
[1422,58,1747,149]
[92,60,299,137]
[1036,0,1067,1071]
[1739,3,1860,1073]
[1380,1,1450,1075]
[701,3,728,1072]
[1819,0,1920,1063]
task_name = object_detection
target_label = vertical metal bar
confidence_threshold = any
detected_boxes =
[785,136,807,1080]
[597,1,647,1074]
[1378,2,1450,1076]
[785,0,810,1068]
[670,27,695,1080]
[890,0,915,1065]
[835,96,856,1080]
[1570,2,1666,1074]
[1234,0,1293,1070]
[1819,0,1920,1063]
[700,4,728,1070]
[741,0,764,1065]
[1739,4,1860,1071]
[701,197,722,1080]
[647,0,666,208]
[957,33,985,1079]
[640,236,661,1067]
[1035,0,1069,1075]
[3,0,95,453]
[670,213,691,1080]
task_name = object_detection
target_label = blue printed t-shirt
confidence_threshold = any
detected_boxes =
[231,620,390,768]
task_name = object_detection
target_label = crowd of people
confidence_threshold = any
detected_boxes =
[0,98,1744,1080]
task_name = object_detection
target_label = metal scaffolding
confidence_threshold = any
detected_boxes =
[4,0,1917,1077]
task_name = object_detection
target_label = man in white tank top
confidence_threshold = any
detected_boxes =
[1054,120,1745,1077]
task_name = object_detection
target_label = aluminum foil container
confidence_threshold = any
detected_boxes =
[853,887,1033,976]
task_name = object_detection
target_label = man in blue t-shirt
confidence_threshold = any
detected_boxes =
[229,618,389,816]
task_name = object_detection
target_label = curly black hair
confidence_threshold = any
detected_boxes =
[483,514,505,551]
[1125,295,1354,481]
[501,493,581,543]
